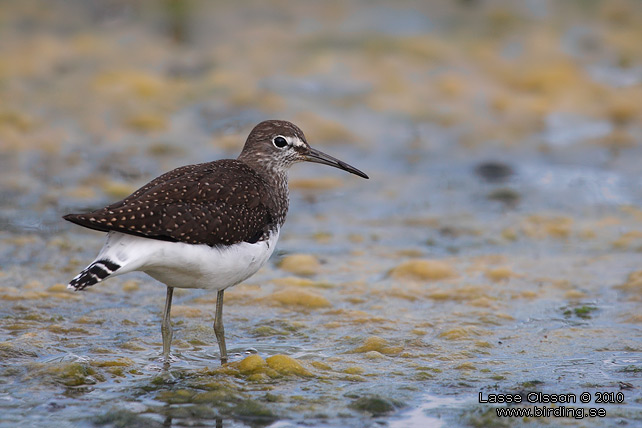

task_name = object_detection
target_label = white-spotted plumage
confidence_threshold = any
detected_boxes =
[69,230,279,291]
[64,120,368,364]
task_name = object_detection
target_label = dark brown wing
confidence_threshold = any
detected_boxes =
[63,159,274,246]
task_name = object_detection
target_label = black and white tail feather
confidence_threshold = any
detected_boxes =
[68,259,121,291]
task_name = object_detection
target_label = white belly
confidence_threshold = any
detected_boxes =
[98,230,279,290]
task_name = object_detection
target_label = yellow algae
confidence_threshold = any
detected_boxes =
[0,110,33,133]
[469,297,496,308]
[604,92,641,125]
[255,92,286,111]
[323,321,342,329]
[40,362,102,387]
[172,339,191,350]
[290,177,343,191]
[312,232,332,244]
[600,129,636,150]
[265,355,312,377]
[0,287,24,300]
[47,291,80,301]
[171,305,203,318]
[147,142,185,157]
[173,288,190,298]
[476,313,514,326]
[389,259,456,281]
[427,285,489,302]
[47,325,90,334]
[2,234,38,247]
[616,271,642,296]
[92,358,134,368]
[67,185,97,200]
[612,231,642,250]
[506,60,581,96]
[214,284,261,304]
[119,341,145,351]
[516,290,538,299]
[310,361,332,371]
[437,74,465,97]
[403,217,440,228]
[238,354,267,375]
[343,374,366,382]
[489,92,512,113]
[278,254,321,276]
[47,283,67,293]
[268,288,331,309]
[382,283,423,301]
[394,249,425,258]
[24,280,43,290]
[578,228,597,240]
[103,181,136,199]
[272,276,334,289]
[47,237,73,252]
[293,112,358,144]
[543,278,572,290]
[454,362,476,371]
[0,342,38,358]
[494,313,515,321]
[121,280,140,292]
[125,113,167,132]
[362,34,442,61]
[227,87,260,108]
[251,326,283,337]
[344,366,365,375]
[439,326,487,341]
[474,341,493,349]
[348,233,364,243]
[522,215,574,239]
[104,367,125,377]
[74,316,103,325]
[207,68,250,90]
[213,132,247,151]
[364,351,385,360]
[241,372,268,382]
[192,390,238,404]
[156,389,195,404]
[565,290,587,299]
[2,284,54,300]
[94,70,166,98]
[485,267,516,282]
[468,254,506,267]
[322,309,385,324]
[622,206,642,221]
[350,336,403,355]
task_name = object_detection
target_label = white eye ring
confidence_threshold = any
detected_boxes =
[272,135,288,149]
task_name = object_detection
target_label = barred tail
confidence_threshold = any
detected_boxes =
[68,259,121,291]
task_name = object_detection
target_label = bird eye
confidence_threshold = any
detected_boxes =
[273,136,288,148]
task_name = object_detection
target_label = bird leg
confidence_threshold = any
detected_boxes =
[213,289,227,364]
[161,286,174,365]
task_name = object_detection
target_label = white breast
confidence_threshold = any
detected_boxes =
[97,230,280,291]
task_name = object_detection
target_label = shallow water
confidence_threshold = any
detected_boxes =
[1,1,642,427]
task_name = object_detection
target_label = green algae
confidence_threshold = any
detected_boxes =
[0,342,38,359]
[562,304,599,319]
[33,362,105,387]
[95,410,165,428]
[348,395,402,416]
[226,399,277,424]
